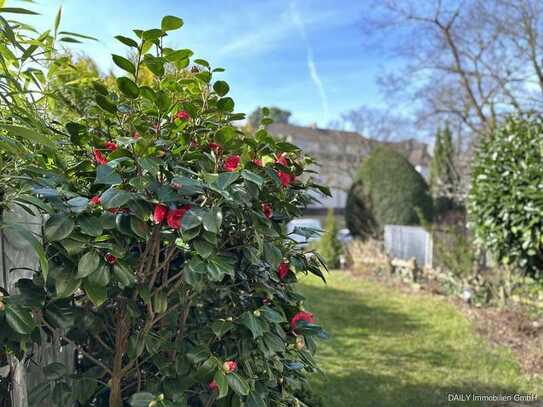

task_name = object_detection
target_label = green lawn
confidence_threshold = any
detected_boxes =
[300,272,542,407]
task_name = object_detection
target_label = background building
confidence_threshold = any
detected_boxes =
[267,123,431,215]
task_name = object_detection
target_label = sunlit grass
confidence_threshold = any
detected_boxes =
[300,272,541,407]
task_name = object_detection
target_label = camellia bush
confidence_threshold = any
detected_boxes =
[0,11,329,407]
[469,114,543,278]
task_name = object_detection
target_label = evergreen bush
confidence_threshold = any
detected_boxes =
[346,146,433,237]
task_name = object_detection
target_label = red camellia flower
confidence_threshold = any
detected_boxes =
[104,253,117,265]
[208,380,219,392]
[275,153,289,167]
[167,205,192,229]
[290,311,315,330]
[223,360,237,373]
[252,158,263,167]
[278,261,289,280]
[176,110,190,121]
[224,155,240,172]
[209,142,221,155]
[104,141,118,151]
[277,171,293,187]
[90,195,101,206]
[261,202,273,219]
[92,148,108,165]
[153,204,168,224]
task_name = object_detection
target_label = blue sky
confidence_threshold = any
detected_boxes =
[23,0,390,127]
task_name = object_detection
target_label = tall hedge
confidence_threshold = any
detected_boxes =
[346,146,433,238]
[469,114,543,277]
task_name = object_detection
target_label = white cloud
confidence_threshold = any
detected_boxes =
[290,0,329,123]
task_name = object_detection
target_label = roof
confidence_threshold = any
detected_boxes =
[267,123,371,147]
[267,123,431,168]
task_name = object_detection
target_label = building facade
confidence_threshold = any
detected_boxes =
[267,123,431,214]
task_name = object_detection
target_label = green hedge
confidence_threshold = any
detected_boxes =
[469,114,543,277]
[346,146,433,238]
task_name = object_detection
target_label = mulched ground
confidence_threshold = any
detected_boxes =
[347,266,543,379]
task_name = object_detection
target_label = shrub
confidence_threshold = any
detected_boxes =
[346,146,433,237]
[0,12,328,406]
[316,208,342,268]
[345,182,378,240]
[469,114,543,278]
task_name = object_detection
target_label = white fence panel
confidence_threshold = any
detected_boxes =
[384,225,433,267]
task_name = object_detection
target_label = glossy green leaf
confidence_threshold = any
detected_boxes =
[214,370,229,399]
[115,35,138,48]
[45,214,74,242]
[55,272,81,298]
[217,97,235,112]
[95,165,122,185]
[226,373,250,396]
[88,263,111,287]
[77,251,101,279]
[5,305,35,335]
[78,215,103,236]
[112,54,135,74]
[161,16,183,31]
[83,281,107,307]
[241,170,264,188]
[117,76,139,98]
[202,208,222,233]
[113,262,136,288]
[100,188,132,209]
[213,80,230,97]
[95,94,117,114]
[239,311,263,339]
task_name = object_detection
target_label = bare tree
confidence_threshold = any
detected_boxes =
[331,106,415,141]
[363,0,543,141]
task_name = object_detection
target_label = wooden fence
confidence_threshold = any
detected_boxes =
[0,206,74,407]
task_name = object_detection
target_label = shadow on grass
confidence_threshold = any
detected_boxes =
[300,281,534,407]
[313,369,524,407]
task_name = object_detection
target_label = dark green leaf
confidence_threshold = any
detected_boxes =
[130,216,149,238]
[117,76,139,99]
[202,208,222,233]
[213,80,230,97]
[77,251,100,278]
[95,94,117,114]
[100,188,132,209]
[79,215,103,236]
[5,305,35,335]
[45,214,74,242]
[226,373,250,396]
[239,311,263,339]
[241,170,264,188]
[95,165,122,185]
[115,35,139,48]
[217,97,235,112]
[83,280,107,307]
[214,370,229,399]
[193,239,214,259]
[113,263,136,288]
[112,54,135,74]
[55,272,81,298]
[88,263,111,287]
